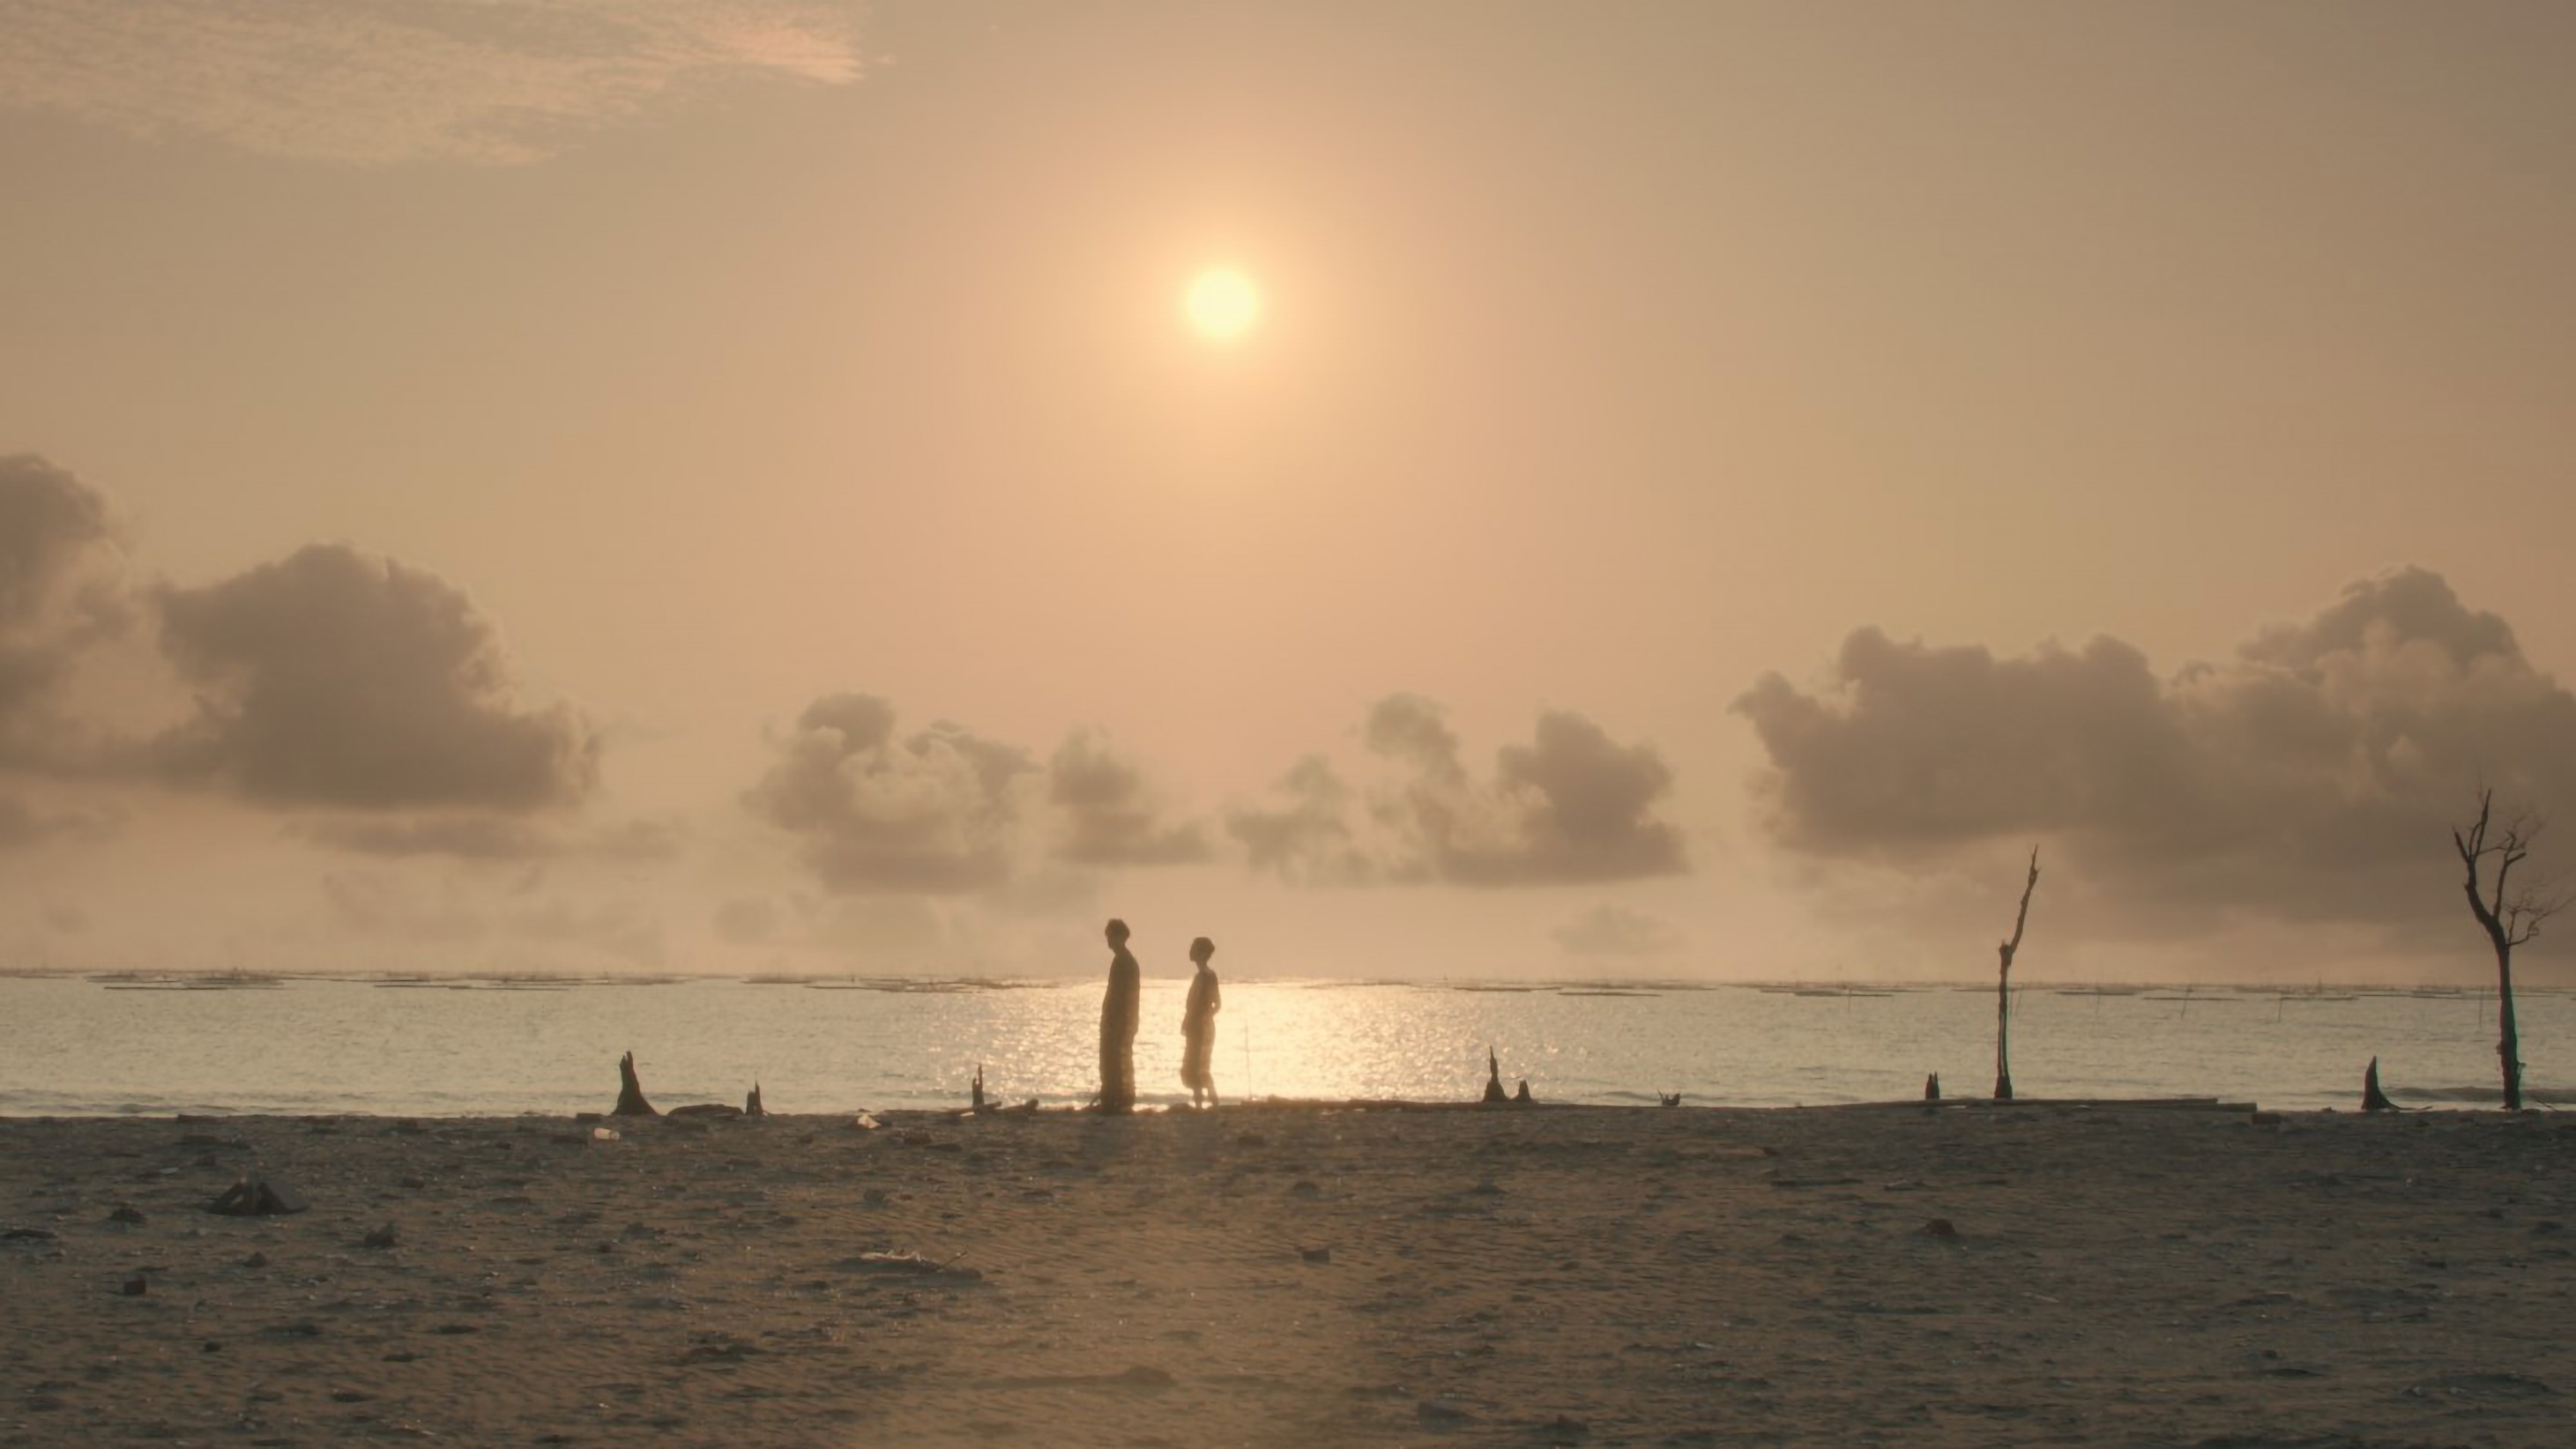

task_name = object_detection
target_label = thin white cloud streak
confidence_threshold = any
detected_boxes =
[0,0,866,165]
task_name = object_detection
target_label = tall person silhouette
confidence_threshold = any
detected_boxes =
[1097,919,1139,1113]
[1181,937,1223,1107]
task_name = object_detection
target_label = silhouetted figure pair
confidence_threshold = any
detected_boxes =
[1095,920,1225,1112]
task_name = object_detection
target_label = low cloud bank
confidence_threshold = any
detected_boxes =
[1735,569,2576,938]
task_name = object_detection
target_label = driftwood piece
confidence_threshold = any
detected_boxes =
[2362,1057,2397,1113]
[972,1063,987,1113]
[1924,1072,1942,1101]
[667,1103,743,1119]
[745,1082,765,1117]
[612,1051,658,1118]
[208,1175,307,1216]
[1480,1046,1508,1105]
[1512,1079,1533,1104]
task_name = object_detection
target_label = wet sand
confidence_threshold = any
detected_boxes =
[4,1101,2572,1447]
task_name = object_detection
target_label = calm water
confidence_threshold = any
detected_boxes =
[0,974,2565,1117]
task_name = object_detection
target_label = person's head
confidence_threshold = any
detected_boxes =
[1189,936,1215,967]
[1105,919,1130,946]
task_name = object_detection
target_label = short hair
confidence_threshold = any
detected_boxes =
[1104,918,1130,940]
[1189,936,1215,961]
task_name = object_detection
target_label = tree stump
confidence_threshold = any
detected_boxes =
[2361,1056,2397,1113]
[612,1051,659,1118]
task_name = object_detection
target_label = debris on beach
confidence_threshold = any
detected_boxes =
[2362,1057,2397,1113]
[611,1050,657,1117]
[207,1174,307,1216]
[844,1250,982,1281]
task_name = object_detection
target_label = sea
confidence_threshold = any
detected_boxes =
[0,973,2564,1119]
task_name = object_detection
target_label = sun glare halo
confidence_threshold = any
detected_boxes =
[1185,267,1261,342]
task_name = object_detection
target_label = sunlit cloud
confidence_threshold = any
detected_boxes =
[746,696,1221,895]
[0,0,868,166]
[744,694,1036,894]
[1230,695,1691,888]
[1048,728,1213,867]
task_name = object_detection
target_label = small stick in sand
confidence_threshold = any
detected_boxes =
[1994,847,2040,1101]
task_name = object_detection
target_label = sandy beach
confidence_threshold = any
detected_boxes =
[5,1100,2573,1448]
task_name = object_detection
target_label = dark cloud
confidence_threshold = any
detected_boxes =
[299,813,682,862]
[0,455,131,769]
[744,694,1036,894]
[1552,903,1686,957]
[1048,729,1212,866]
[1735,568,2576,937]
[1230,695,1689,888]
[149,544,598,811]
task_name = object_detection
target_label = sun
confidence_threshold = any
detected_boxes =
[1184,267,1261,342]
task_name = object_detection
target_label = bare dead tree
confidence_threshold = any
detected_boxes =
[2451,790,2566,1110]
[1995,846,2040,1101]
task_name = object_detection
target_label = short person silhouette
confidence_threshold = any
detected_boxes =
[1181,936,1223,1107]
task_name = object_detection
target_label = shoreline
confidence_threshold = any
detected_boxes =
[8,1103,2573,1446]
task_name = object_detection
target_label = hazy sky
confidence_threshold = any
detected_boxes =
[5,1,2574,984]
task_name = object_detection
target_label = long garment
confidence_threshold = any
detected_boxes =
[1180,966,1222,1091]
[1098,947,1139,1113]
